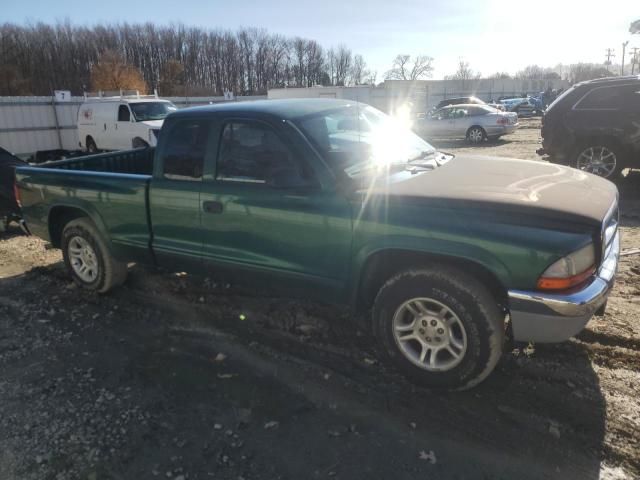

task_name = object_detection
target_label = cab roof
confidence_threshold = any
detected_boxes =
[170,98,359,120]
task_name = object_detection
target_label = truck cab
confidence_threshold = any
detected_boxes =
[77,92,176,152]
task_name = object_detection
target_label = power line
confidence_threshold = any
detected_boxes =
[605,48,615,72]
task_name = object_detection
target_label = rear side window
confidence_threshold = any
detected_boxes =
[118,105,131,121]
[431,108,451,120]
[468,106,491,116]
[216,121,301,184]
[161,120,209,181]
[450,108,468,118]
[575,86,625,110]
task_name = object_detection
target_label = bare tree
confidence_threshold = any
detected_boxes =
[385,54,434,80]
[0,21,370,95]
[445,59,479,81]
[350,54,369,85]
[488,72,512,79]
[91,50,147,93]
[158,59,185,96]
[333,45,352,86]
[516,64,560,80]
[566,63,613,84]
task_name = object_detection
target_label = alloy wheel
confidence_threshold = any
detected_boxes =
[576,146,617,178]
[392,297,468,372]
[468,128,484,143]
[68,236,99,283]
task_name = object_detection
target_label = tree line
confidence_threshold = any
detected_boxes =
[0,22,379,96]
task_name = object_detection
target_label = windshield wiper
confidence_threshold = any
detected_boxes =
[407,150,436,163]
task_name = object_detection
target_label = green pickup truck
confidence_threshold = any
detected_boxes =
[15,99,620,389]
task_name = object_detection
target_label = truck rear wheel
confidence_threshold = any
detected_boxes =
[61,218,127,293]
[86,137,97,154]
[373,266,504,390]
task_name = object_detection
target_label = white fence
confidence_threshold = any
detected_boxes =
[0,95,266,157]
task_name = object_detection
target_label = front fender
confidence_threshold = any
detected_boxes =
[349,235,512,308]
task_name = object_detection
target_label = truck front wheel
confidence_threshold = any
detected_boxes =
[373,266,504,390]
[61,218,127,293]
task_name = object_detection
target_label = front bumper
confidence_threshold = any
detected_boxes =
[507,230,620,343]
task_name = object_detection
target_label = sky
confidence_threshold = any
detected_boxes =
[3,0,639,79]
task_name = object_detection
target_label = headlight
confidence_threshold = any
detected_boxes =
[537,243,596,291]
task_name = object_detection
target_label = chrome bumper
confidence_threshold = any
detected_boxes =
[508,230,620,343]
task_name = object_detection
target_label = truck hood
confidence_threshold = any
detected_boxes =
[363,155,618,227]
[140,120,164,128]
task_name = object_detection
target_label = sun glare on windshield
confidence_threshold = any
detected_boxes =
[297,104,435,178]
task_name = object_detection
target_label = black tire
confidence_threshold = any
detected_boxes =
[373,266,504,390]
[466,126,486,144]
[86,137,97,154]
[132,137,149,149]
[573,142,626,179]
[61,218,127,293]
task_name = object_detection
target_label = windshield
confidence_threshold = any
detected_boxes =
[295,104,437,178]
[130,102,177,121]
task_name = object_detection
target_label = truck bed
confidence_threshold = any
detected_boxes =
[41,148,155,175]
[15,148,155,262]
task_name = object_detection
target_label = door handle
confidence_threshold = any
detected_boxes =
[203,200,223,214]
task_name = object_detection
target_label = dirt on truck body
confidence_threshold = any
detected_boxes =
[0,118,639,480]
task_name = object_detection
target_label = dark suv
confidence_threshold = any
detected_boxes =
[538,75,640,178]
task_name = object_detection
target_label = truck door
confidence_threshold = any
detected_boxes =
[198,119,352,299]
[149,118,213,269]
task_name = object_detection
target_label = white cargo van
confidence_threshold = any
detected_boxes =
[77,92,177,152]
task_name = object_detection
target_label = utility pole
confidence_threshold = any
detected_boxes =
[605,48,615,72]
[631,47,640,75]
[621,41,629,75]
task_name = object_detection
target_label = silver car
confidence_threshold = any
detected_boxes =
[415,104,518,143]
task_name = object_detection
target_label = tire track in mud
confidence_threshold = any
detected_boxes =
[8,254,639,478]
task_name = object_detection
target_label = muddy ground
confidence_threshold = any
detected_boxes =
[0,117,639,480]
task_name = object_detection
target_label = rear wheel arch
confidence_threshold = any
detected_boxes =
[355,249,508,314]
[85,136,97,152]
[48,206,90,248]
[48,206,110,250]
[132,137,149,149]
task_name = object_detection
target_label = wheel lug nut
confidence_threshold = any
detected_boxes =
[437,328,444,334]
[421,320,427,327]
[430,320,437,326]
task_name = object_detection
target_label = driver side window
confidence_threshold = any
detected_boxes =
[216,121,306,186]
[118,105,131,122]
